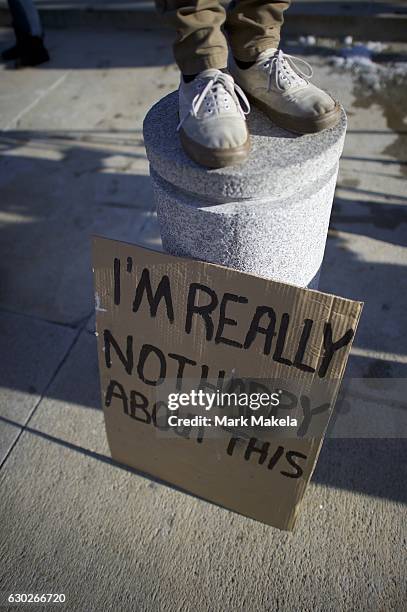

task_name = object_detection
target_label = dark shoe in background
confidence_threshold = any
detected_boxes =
[18,36,50,66]
[1,35,50,66]
[1,44,20,61]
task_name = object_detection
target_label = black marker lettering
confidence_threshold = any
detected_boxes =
[273,313,292,366]
[152,401,170,430]
[299,396,330,437]
[281,450,307,478]
[105,379,128,414]
[104,330,133,375]
[137,344,166,385]
[133,268,174,323]
[267,445,285,470]
[244,437,270,465]
[185,283,218,340]
[168,353,197,390]
[215,293,248,348]
[318,323,354,378]
[129,391,151,423]
[244,306,276,355]
[226,436,242,456]
[293,319,315,373]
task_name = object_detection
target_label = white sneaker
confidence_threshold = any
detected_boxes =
[177,69,251,168]
[229,49,341,134]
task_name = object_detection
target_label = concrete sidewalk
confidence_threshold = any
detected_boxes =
[0,0,406,41]
[0,26,406,611]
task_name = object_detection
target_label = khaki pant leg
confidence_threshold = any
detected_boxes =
[225,0,291,61]
[156,0,228,74]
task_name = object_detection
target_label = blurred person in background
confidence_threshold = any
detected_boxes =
[157,0,340,168]
[1,0,49,66]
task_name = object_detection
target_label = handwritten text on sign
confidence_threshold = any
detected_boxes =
[93,237,362,529]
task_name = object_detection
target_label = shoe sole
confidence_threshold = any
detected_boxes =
[246,92,342,134]
[179,127,251,169]
[17,50,50,67]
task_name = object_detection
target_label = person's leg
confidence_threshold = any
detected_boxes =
[7,0,42,37]
[155,0,228,76]
[227,0,341,133]
[157,0,251,168]
[225,0,290,62]
[2,0,49,65]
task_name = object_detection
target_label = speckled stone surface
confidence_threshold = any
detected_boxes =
[143,92,347,287]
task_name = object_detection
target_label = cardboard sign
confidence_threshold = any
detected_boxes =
[92,236,362,530]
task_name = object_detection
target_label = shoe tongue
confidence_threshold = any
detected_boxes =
[256,48,278,64]
[256,48,305,90]
[198,68,230,81]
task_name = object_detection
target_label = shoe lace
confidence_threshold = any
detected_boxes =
[177,72,251,131]
[261,49,313,91]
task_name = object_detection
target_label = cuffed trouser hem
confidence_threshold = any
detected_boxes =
[229,35,282,62]
[158,0,290,74]
[175,51,228,75]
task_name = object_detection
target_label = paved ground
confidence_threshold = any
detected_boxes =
[0,27,406,611]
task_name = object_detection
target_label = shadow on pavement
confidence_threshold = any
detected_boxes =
[0,126,406,504]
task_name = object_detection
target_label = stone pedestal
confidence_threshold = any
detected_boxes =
[143,92,347,289]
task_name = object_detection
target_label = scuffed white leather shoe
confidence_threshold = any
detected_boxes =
[177,69,251,168]
[229,49,341,134]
